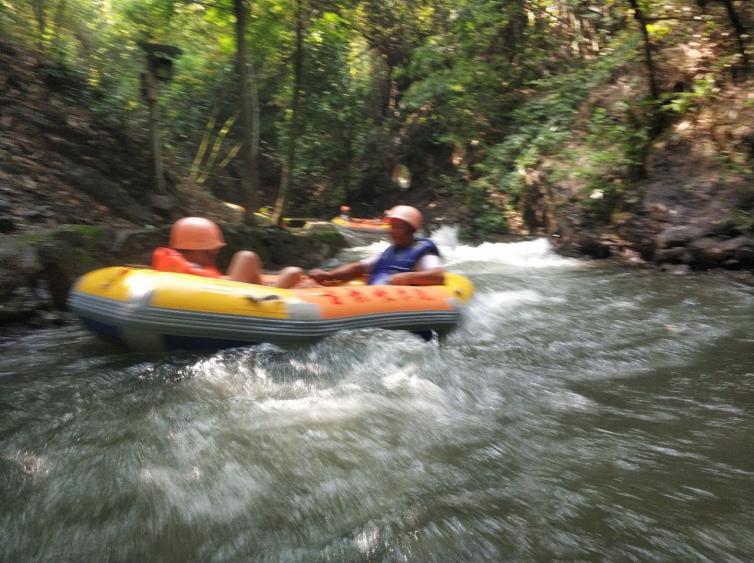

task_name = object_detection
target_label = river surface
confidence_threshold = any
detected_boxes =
[2,232,753,561]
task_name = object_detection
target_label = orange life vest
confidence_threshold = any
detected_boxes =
[152,247,223,278]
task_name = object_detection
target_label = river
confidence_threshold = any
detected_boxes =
[2,231,753,561]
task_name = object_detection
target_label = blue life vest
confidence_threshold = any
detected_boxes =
[368,238,441,285]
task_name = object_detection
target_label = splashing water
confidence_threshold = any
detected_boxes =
[1,234,753,561]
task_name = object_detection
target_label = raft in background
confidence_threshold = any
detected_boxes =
[68,267,475,352]
[331,216,389,244]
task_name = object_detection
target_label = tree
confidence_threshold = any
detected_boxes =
[233,0,259,221]
[271,0,304,224]
[627,0,659,99]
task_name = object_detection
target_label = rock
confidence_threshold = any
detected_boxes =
[4,155,35,175]
[110,228,165,263]
[33,225,112,308]
[220,223,347,270]
[28,309,68,328]
[19,175,37,191]
[574,234,612,259]
[717,236,754,267]
[680,236,754,269]
[0,286,39,321]
[655,225,710,249]
[654,246,692,264]
[32,278,53,304]
[708,217,738,238]
[0,235,43,292]
[148,194,177,218]
[687,237,726,268]
[0,216,16,233]
[21,208,44,221]
[613,246,646,266]
[69,166,152,224]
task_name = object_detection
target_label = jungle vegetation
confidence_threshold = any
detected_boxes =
[1,0,751,237]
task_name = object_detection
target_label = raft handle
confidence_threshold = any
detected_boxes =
[246,294,282,304]
[100,267,130,289]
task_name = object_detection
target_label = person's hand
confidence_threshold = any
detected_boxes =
[308,269,334,284]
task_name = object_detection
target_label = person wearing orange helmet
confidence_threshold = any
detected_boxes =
[152,217,303,288]
[309,205,444,286]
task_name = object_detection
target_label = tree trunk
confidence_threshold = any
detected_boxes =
[719,0,750,75]
[250,64,261,196]
[146,94,166,194]
[50,0,67,53]
[233,0,257,223]
[31,0,46,51]
[272,0,303,225]
[628,0,659,100]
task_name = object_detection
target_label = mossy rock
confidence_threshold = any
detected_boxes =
[31,225,113,276]
[219,222,346,270]
[22,225,115,308]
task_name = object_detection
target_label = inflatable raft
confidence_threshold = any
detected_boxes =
[331,216,389,242]
[68,267,474,352]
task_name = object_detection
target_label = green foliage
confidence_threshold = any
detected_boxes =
[554,102,650,223]
[660,74,717,115]
[472,211,509,237]
[474,31,641,209]
[4,0,751,229]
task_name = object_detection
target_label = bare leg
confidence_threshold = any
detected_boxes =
[226,250,263,284]
[275,267,303,289]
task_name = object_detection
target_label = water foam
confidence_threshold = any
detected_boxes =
[440,235,581,269]
[347,226,582,270]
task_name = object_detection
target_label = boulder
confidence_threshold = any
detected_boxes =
[0,286,39,321]
[655,225,710,249]
[654,246,692,264]
[32,225,112,308]
[686,236,754,269]
[0,235,42,293]
[220,223,347,270]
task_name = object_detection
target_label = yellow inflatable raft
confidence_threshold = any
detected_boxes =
[331,216,389,239]
[68,267,475,352]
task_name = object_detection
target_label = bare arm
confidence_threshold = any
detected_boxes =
[387,267,445,286]
[309,261,367,284]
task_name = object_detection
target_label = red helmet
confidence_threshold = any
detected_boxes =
[385,205,422,230]
[170,217,226,250]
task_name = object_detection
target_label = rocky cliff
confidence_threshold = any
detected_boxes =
[520,73,754,272]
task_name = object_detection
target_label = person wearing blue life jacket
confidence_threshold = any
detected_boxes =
[309,205,444,286]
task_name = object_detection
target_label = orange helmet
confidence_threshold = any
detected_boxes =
[385,205,422,231]
[340,205,351,213]
[169,217,226,250]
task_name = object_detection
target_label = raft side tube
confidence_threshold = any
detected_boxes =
[68,266,474,351]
